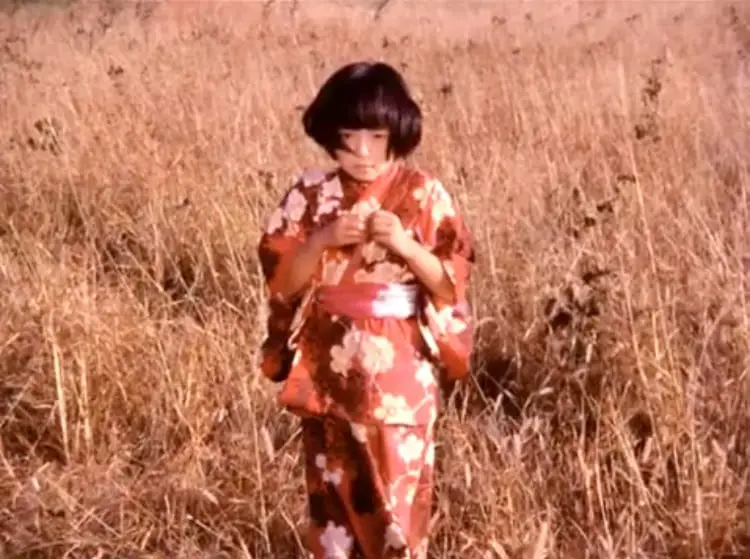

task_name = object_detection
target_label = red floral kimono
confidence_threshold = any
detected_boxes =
[257,163,475,558]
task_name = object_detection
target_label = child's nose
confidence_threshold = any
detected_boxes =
[352,138,370,156]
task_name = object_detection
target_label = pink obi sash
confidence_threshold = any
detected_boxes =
[316,283,420,320]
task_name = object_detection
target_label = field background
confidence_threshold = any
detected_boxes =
[1,1,749,557]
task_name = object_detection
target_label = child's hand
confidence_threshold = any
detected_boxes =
[368,210,414,258]
[317,213,367,248]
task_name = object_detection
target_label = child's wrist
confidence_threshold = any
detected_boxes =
[398,236,420,261]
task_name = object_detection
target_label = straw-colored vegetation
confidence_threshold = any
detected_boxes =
[1,1,748,557]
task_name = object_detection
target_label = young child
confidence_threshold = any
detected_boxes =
[257,60,476,559]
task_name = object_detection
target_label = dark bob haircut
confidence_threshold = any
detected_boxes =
[302,61,422,159]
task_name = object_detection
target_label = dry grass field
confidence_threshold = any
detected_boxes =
[1,1,749,557]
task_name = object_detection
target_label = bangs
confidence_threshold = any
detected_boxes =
[335,87,396,131]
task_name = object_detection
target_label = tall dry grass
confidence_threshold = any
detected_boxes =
[1,1,749,557]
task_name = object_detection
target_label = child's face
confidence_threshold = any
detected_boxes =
[335,128,393,182]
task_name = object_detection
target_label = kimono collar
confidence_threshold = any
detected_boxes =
[337,160,403,206]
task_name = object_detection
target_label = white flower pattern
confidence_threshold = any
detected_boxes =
[329,327,396,378]
[349,196,380,220]
[317,197,340,219]
[330,328,361,377]
[321,176,344,198]
[265,207,284,235]
[374,394,416,424]
[426,305,468,336]
[425,442,436,467]
[415,359,436,389]
[301,168,327,188]
[404,484,416,504]
[319,521,353,558]
[384,522,408,551]
[316,176,344,221]
[425,179,456,223]
[315,454,343,486]
[350,422,368,443]
[398,433,426,464]
[358,334,395,375]
[284,188,307,223]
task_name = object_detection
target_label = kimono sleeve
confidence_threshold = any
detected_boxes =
[256,175,318,382]
[416,177,477,382]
